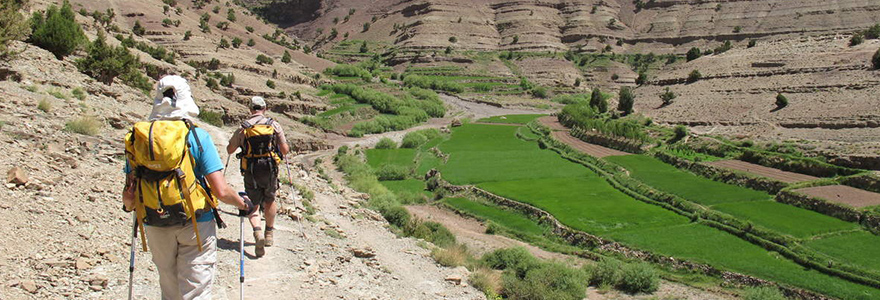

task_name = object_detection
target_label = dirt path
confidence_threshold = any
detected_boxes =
[706,160,818,183]
[538,116,631,158]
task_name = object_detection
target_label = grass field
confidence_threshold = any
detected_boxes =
[442,197,546,237]
[609,224,878,300]
[605,155,770,206]
[365,149,416,168]
[805,232,880,271]
[381,179,430,197]
[478,114,546,124]
[712,201,858,238]
[479,177,688,234]
[431,124,880,299]
[318,103,370,117]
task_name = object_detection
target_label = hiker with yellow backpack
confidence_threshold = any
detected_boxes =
[121,75,256,299]
[226,96,290,258]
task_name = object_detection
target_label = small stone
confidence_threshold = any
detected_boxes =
[7,167,27,185]
[445,274,463,285]
[75,258,90,270]
[89,284,103,291]
[352,247,376,258]
[20,280,37,293]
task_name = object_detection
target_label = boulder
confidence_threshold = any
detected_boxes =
[7,167,27,185]
[352,247,376,258]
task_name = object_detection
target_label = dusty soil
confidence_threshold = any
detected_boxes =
[705,160,818,183]
[539,116,631,158]
[794,185,880,208]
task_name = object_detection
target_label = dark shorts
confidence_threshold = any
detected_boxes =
[243,171,278,208]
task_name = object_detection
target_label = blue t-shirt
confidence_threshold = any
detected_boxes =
[126,126,223,223]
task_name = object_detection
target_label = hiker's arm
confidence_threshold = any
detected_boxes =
[226,130,241,155]
[204,171,248,210]
[279,140,290,157]
[122,173,136,211]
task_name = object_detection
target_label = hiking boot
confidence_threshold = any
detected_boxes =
[254,230,265,257]
[264,229,274,247]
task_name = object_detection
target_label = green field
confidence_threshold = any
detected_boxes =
[478,114,546,124]
[365,149,416,168]
[318,103,370,117]
[605,155,770,206]
[381,179,430,196]
[805,232,880,271]
[442,197,546,237]
[712,201,858,238]
[431,124,880,299]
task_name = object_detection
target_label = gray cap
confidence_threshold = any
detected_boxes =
[251,96,266,109]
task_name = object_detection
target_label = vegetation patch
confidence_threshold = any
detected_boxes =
[711,201,858,238]
[477,114,545,124]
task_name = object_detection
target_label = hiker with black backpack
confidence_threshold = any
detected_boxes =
[226,96,290,258]
[121,75,256,300]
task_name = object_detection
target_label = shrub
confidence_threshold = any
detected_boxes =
[266,79,275,89]
[659,87,676,105]
[37,98,51,112]
[208,58,220,70]
[403,75,464,93]
[687,69,702,83]
[375,164,408,180]
[733,26,742,33]
[551,93,588,104]
[375,137,397,149]
[162,18,173,27]
[132,20,145,36]
[530,86,548,99]
[482,247,539,278]
[470,268,503,297]
[256,54,274,65]
[29,0,85,58]
[748,39,757,48]
[282,50,291,63]
[226,9,236,22]
[635,71,647,85]
[448,36,457,43]
[247,38,255,46]
[47,88,67,99]
[218,38,229,48]
[502,261,588,300]
[359,41,368,53]
[673,124,688,141]
[850,33,864,46]
[362,22,370,32]
[590,257,623,287]
[775,93,788,109]
[430,243,469,267]
[77,31,139,85]
[380,205,410,228]
[618,86,634,115]
[198,109,224,126]
[873,48,880,70]
[618,262,659,294]
[183,30,191,40]
[324,64,371,81]
[231,37,242,48]
[64,116,101,135]
[686,47,701,61]
[400,131,428,148]
[742,286,786,300]
[245,26,254,33]
[215,21,229,30]
[71,87,86,100]
[0,0,30,57]
[406,221,455,247]
[512,35,519,44]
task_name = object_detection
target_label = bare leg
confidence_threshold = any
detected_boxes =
[247,205,261,229]
[264,201,277,229]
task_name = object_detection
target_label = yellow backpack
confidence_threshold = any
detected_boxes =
[239,117,281,173]
[125,119,220,252]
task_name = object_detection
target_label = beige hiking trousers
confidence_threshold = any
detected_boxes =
[145,219,217,300]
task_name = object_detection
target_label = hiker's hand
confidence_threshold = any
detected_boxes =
[238,192,255,216]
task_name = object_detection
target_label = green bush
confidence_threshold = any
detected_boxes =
[687,69,702,83]
[873,48,880,70]
[71,87,86,100]
[403,75,464,93]
[748,39,757,48]
[247,38,255,46]
[380,205,410,228]
[673,125,688,142]
[132,20,145,36]
[198,109,224,126]
[29,0,85,58]
[64,116,101,135]
[590,257,623,287]
[282,50,291,63]
[659,87,676,105]
[686,47,701,61]
[77,31,140,86]
[231,37,242,48]
[375,164,408,180]
[530,86,548,99]
[266,79,275,89]
[405,220,456,247]
[502,262,588,300]
[218,38,229,48]
[618,262,659,294]
[552,94,588,104]
[256,54,274,65]
[742,286,786,300]
[37,98,51,112]
[400,132,428,148]
[850,33,864,46]
[775,93,788,109]
[324,64,371,81]
[589,87,607,112]
[482,247,540,278]
[375,137,397,149]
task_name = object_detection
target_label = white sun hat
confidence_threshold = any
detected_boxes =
[148,75,200,120]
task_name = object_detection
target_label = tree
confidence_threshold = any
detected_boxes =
[247,38,255,46]
[30,0,85,58]
[589,87,607,113]
[218,37,229,48]
[444,46,452,54]
[865,23,880,39]
[227,9,236,22]
[686,47,701,61]
[256,54,273,65]
[512,35,519,44]
[873,48,880,70]
[687,69,702,83]
[659,87,676,106]
[132,20,145,36]
[266,79,275,89]
[282,50,291,63]
[76,31,138,85]
[208,58,220,70]
[0,0,30,57]
[672,125,688,142]
[636,71,647,85]
[850,33,864,46]
[359,41,368,53]
[618,86,635,115]
[231,37,242,48]
[362,22,370,32]
[183,30,191,40]
[775,93,788,109]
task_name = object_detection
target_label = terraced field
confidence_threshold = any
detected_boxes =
[365,123,880,299]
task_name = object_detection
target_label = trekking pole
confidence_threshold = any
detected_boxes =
[224,154,232,176]
[128,213,137,300]
[239,215,244,300]
[284,160,308,240]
